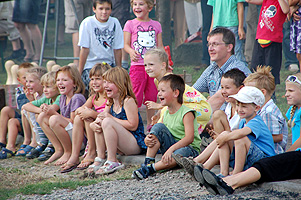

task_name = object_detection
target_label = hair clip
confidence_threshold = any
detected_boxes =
[102,62,107,65]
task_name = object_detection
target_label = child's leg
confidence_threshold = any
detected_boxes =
[218,140,233,176]
[203,146,222,170]
[146,108,156,128]
[232,136,251,175]
[296,53,301,68]
[84,119,97,159]
[23,111,38,147]
[48,115,72,166]
[21,111,33,146]
[212,110,230,136]
[0,106,15,144]
[37,112,64,165]
[194,139,218,164]
[5,118,22,152]
[101,117,141,162]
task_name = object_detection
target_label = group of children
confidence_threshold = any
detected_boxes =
[0,0,301,197]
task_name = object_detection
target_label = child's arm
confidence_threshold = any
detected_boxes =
[23,87,35,102]
[124,31,139,62]
[289,0,300,6]
[216,127,252,147]
[145,101,163,110]
[209,14,214,32]
[78,47,89,75]
[113,49,122,67]
[272,134,283,143]
[237,2,246,40]
[245,0,263,5]
[161,112,195,165]
[156,33,164,49]
[279,0,290,14]
[22,102,42,113]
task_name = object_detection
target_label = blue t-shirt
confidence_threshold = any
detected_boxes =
[239,115,275,157]
[286,106,301,144]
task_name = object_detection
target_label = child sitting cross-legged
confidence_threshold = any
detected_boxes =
[132,74,202,180]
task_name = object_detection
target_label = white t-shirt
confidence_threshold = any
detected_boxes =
[78,15,124,70]
[224,102,241,131]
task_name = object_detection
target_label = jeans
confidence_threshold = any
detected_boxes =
[201,0,212,66]
[226,26,247,64]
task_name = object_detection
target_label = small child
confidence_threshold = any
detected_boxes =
[123,0,164,127]
[144,48,212,134]
[89,67,146,175]
[194,86,275,180]
[61,62,111,173]
[132,74,202,180]
[78,0,124,94]
[37,66,86,165]
[244,66,288,154]
[0,63,33,158]
[21,71,60,160]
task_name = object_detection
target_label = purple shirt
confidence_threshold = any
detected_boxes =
[59,94,86,118]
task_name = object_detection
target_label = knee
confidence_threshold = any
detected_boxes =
[1,106,13,115]
[14,22,25,30]
[212,110,226,121]
[8,118,19,126]
[49,115,61,129]
[101,117,114,129]
[37,112,47,125]
[234,137,250,147]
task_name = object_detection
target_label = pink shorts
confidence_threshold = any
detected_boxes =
[129,65,158,107]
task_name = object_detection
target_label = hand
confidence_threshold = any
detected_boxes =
[129,49,140,62]
[145,101,162,110]
[293,11,301,21]
[90,121,102,133]
[151,114,159,125]
[161,149,173,165]
[238,28,246,40]
[40,104,52,115]
[215,131,228,148]
[144,134,156,148]
[206,124,219,139]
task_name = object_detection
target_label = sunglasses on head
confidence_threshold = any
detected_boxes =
[286,75,301,85]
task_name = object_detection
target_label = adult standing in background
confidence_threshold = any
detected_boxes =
[170,0,187,48]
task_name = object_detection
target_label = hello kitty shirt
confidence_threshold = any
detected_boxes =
[123,19,162,65]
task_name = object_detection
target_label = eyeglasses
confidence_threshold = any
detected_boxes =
[207,42,227,48]
[286,75,301,85]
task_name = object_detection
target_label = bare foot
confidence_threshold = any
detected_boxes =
[44,151,63,165]
[54,153,71,166]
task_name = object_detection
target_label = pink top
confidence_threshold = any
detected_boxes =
[92,95,106,112]
[123,19,162,65]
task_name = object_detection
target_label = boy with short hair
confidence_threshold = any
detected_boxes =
[0,63,33,151]
[244,66,288,154]
[194,86,275,180]
[132,74,202,180]
[78,0,124,93]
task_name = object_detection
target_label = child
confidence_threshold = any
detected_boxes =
[89,67,146,175]
[14,67,47,157]
[208,0,246,63]
[132,74,202,180]
[174,68,246,176]
[20,71,60,160]
[244,66,288,154]
[144,48,211,134]
[61,63,111,173]
[193,86,276,184]
[248,0,289,86]
[123,0,164,127]
[198,73,301,195]
[37,66,86,165]
[290,0,301,69]
[0,63,33,158]
[78,0,124,94]
[0,67,47,159]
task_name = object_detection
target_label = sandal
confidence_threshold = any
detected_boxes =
[37,147,55,161]
[0,148,15,159]
[76,158,94,170]
[0,142,6,149]
[95,160,125,175]
[87,157,106,173]
[26,144,47,159]
[15,145,34,156]
[60,162,79,173]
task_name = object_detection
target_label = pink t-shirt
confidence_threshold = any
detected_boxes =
[123,19,162,65]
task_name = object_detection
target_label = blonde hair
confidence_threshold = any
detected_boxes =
[56,65,85,95]
[41,71,57,87]
[286,73,301,128]
[244,65,275,96]
[102,67,137,106]
[17,62,34,77]
[26,67,47,80]
[89,62,111,99]
[144,48,169,70]
[130,0,154,9]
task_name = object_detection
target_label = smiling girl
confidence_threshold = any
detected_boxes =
[37,66,86,165]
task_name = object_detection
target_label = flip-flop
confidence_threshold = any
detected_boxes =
[76,159,94,170]
[60,163,79,173]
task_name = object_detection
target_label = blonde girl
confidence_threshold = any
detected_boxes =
[37,66,86,165]
[61,63,111,173]
[90,67,146,175]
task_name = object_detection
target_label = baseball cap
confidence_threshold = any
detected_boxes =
[229,86,265,106]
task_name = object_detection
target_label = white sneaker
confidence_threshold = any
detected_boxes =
[288,64,299,72]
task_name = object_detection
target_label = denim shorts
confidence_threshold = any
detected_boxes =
[229,141,268,171]
[150,123,199,158]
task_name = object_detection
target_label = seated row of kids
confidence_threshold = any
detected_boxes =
[0,48,298,195]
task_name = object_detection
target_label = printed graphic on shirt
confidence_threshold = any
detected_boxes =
[133,25,156,59]
[260,5,277,31]
[94,23,116,49]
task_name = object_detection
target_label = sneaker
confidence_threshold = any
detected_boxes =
[37,146,55,161]
[141,157,155,167]
[202,169,234,195]
[200,131,213,147]
[5,48,26,61]
[288,64,299,72]
[182,157,197,177]
[194,165,218,195]
[132,165,155,180]
[171,153,185,168]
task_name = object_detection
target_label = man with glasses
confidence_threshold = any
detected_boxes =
[193,27,251,112]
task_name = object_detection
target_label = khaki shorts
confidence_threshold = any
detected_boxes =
[64,0,92,33]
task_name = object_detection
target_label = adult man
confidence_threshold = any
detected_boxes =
[193,27,251,112]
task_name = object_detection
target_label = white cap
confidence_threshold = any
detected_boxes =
[229,86,265,106]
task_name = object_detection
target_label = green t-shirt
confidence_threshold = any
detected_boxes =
[208,0,244,28]
[31,95,61,107]
[163,105,201,152]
